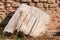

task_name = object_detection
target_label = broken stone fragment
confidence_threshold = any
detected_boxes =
[3,4,50,37]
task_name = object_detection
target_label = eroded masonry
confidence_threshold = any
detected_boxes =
[3,4,50,37]
[0,0,60,36]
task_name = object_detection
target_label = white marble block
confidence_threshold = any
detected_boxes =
[3,4,50,37]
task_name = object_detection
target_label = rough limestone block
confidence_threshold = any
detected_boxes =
[16,4,50,37]
[3,4,50,37]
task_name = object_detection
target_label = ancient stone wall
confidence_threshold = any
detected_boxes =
[0,0,60,13]
[0,0,60,34]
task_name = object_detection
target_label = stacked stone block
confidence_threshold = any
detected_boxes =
[0,0,60,35]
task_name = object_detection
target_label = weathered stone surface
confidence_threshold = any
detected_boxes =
[17,4,50,37]
[48,0,56,3]
[29,2,35,6]
[44,3,49,8]
[3,4,50,37]
[0,2,5,9]
[11,2,20,7]
[37,3,43,8]
[6,3,11,7]
[49,8,55,11]
[40,0,47,2]
[0,0,59,38]
[49,3,58,8]
[3,5,23,33]
[21,0,30,2]
[6,0,14,3]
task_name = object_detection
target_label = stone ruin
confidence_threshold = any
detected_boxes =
[3,4,50,37]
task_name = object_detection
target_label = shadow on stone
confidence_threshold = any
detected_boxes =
[0,12,14,27]
[0,12,14,34]
[17,31,25,38]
